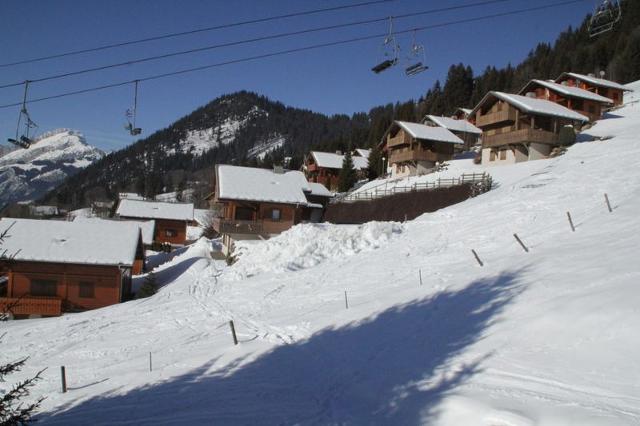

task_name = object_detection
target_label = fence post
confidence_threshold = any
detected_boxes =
[604,193,612,213]
[229,320,238,345]
[344,291,349,309]
[513,233,529,252]
[60,366,67,393]
[471,249,484,267]
[419,269,423,286]
[566,212,575,232]
[149,352,152,372]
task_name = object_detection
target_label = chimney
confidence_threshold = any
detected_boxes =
[273,165,284,174]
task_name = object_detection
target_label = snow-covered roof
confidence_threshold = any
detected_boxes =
[424,115,482,135]
[354,149,371,159]
[394,121,464,144]
[0,218,141,267]
[486,92,590,122]
[73,217,156,245]
[308,182,333,198]
[118,192,145,201]
[556,72,631,91]
[457,107,472,115]
[217,165,313,205]
[310,151,368,170]
[521,80,614,103]
[116,199,194,221]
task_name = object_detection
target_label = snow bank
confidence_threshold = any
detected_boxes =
[230,222,403,278]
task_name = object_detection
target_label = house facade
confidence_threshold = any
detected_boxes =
[211,165,332,255]
[0,219,144,318]
[555,72,630,107]
[518,79,613,122]
[470,91,589,166]
[116,199,194,246]
[423,115,482,152]
[381,121,463,178]
[303,150,368,191]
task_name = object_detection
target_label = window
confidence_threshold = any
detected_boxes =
[271,209,281,221]
[30,279,57,297]
[499,150,507,160]
[165,229,177,237]
[490,150,497,161]
[79,281,95,298]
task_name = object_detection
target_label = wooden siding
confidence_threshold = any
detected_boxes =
[475,106,517,128]
[0,296,62,317]
[214,200,302,236]
[483,128,559,148]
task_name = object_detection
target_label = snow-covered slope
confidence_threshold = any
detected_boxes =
[3,87,640,425]
[0,129,104,207]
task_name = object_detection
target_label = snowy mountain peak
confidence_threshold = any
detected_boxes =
[0,129,104,208]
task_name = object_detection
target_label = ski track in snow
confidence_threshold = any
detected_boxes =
[2,86,640,424]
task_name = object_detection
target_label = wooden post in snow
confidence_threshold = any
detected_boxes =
[567,212,575,232]
[604,194,613,213]
[513,233,529,252]
[419,269,423,286]
[344,291,349,310]
[229,320,238,345]
[149,352,152,372]
[60,366,67,393]
[471,249,483,267]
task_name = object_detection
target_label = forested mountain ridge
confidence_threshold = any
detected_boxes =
[42,1,639,209]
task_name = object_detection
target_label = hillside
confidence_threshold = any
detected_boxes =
[0,129,104,208]
[1,84,639,424]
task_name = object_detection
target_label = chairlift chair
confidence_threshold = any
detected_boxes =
[124,80,142,136]
[371,17,400,74]
[589,0,622,38]
[405,33,429,77]
[7,81,36,149]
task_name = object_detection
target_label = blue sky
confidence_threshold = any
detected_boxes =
[0,0,595,152]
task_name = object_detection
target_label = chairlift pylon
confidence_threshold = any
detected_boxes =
[371,17,400,74]
[124,80,142,136]
[7,80,36,149]
[404,31,429,77]
[589,0,622,38]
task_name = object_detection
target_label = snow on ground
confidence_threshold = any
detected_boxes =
[2,88,640,425]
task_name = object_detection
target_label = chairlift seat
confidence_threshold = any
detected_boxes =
[405,63,429,76]
[372,59,398,74]
[131,128,142,136]
[7,137,30,149]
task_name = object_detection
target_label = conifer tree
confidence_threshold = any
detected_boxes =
[367,145,383,180]
[338,150,358,193]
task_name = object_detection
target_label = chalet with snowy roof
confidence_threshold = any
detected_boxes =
[116,199,194,246]
[303,150,369,191]
[423,114,482,151]
[555,72,631,107]
[453,107,473,122]
[0,219,145,318]
[380,121,463,178]
[470,91,589,165]
[211,165,333,254]
[519,79,613,122]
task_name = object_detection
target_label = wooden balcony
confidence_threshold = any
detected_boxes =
[214,218,263,234]
[0,296,63,317]
[306,163,319,173]
[389,149,449,164]
[483,128,559,148]
[387,133,409,148]
[476,108,517,128]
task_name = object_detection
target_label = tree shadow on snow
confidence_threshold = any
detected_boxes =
[42,269,526,425]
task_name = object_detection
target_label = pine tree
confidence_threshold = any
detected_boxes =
[367,145,383,180]
[338,150,358,193]
[137,272,158,299]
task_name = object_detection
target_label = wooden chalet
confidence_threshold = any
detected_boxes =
[303,150,369,191]
[381,121,463,178]
[0,219,145,318]
[211,165,333,255]
[453,107,473,122]
[555,72,630,107]
[116,199,194,246]
[518,79,613,122]
[470,91,589,165]
[423,114,482,151]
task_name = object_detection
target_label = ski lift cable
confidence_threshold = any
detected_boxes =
[0,0,394,69]
[0,0,588,110]
[0,0,532,90]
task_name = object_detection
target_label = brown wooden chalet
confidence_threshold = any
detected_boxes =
[303,150,369,191]
[116,199,194,246]
[423,115,482,151]
[381,121,463,178]
[210,165,332,255]
[555,72,630,107]
[518,79,613,122]
[452,107,473,122]
[0,219,145,318]
[470,91,589,165]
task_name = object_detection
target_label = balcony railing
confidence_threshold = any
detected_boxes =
[483,128,559,148]
[389,149,449,164]
[213,218,263,234]
[0,296,63,317]
[387,133,409,148]
[476,108,517,127]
